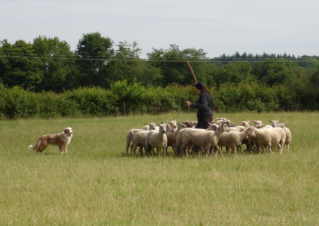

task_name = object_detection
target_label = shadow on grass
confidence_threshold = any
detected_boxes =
[119,149,275,159]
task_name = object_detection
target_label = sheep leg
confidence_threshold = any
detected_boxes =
[131,144,138,155]
[148,147,154,156]
[268,144,272,153]
[278,143,283,154]
[231,145,236,154]
[138,145,144,156]
[199,146,205,157]
[256,145,261,153]
[180,143,188,156]
[126,135,131,154]
[164,145,168,156]
[144,144,152,156]
[172,144,177,155]
[214,146,221,157]
[205,145,212,157]
[176,143,183,156]
[208,145,213,156]
[211,145,218,156]
[185,144,191,157]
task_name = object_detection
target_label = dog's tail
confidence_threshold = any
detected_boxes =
[28,144,34,151]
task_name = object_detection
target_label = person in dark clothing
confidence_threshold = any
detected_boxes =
[186,82,214,129]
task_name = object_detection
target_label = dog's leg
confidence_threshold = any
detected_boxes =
[35,137,48,152]
[33,138,42,152]
[59,144,66,153]
[64,144,69,153]
[37,142,48,152]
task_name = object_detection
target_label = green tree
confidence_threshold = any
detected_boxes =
[213,62,254,87]
[0,40,43,91]
[147,44,212,86]
[252,61,295,86]
[105,41,162,86]
[310,68,319,88]
[75,32,113,87]
[33,36,76,91]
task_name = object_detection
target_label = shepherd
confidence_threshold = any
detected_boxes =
[185,62,214,129]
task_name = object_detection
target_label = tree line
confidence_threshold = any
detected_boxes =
[1,32,319,117]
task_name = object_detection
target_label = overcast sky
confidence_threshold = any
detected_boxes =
[1,0,319,57]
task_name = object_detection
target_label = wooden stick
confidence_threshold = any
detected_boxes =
[186,61,198,84]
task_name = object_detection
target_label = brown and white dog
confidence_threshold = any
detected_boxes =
[28,127,73,153]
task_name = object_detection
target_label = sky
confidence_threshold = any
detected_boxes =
[1,0,319,58]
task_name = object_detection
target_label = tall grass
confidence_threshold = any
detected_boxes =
[1,112,319,226]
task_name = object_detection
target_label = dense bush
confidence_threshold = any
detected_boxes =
[0,80,316,119]
[215,82,278,112]
[0,86,38,118]
[64,88,116,116]
[0,82,198,118]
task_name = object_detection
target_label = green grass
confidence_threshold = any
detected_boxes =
[1,112,319,226]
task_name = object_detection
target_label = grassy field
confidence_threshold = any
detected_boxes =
[1,112,319,226]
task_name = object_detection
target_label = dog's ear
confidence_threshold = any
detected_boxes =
[64,128,71,134]
[64,127,73,134]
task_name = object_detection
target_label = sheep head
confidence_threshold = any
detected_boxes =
[159,124,167,134]
[246,126,257,138]
[149,122,157,130]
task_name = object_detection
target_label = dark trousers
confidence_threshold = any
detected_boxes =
[196,114,213,129]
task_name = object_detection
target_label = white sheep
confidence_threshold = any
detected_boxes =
[167,120,177,130]
[223,125,246,132]
[165,120,179,153]
[145,124,168,155]
[213,118,231,124]
[128,130,149,155]
[126,129,143,154]
[142,122,158,130]
[239,121,250,127]
[218,128,250,153]
[126,123,157,154]
[270,120,292,151]
[237,121,254,150]
[175,125,224,156]
[246,126,272,152]
[246,126,286,153]
[251,120,264,128]
[284,127,292,151]
[269,127,286,153]
[251,120,272,129]
[180,120,197,128]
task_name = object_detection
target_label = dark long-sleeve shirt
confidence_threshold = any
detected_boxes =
[191,92,213,117]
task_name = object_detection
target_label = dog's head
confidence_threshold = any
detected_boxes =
[64,127,73,136]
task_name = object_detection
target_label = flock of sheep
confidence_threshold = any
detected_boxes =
[126,118,292,156]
